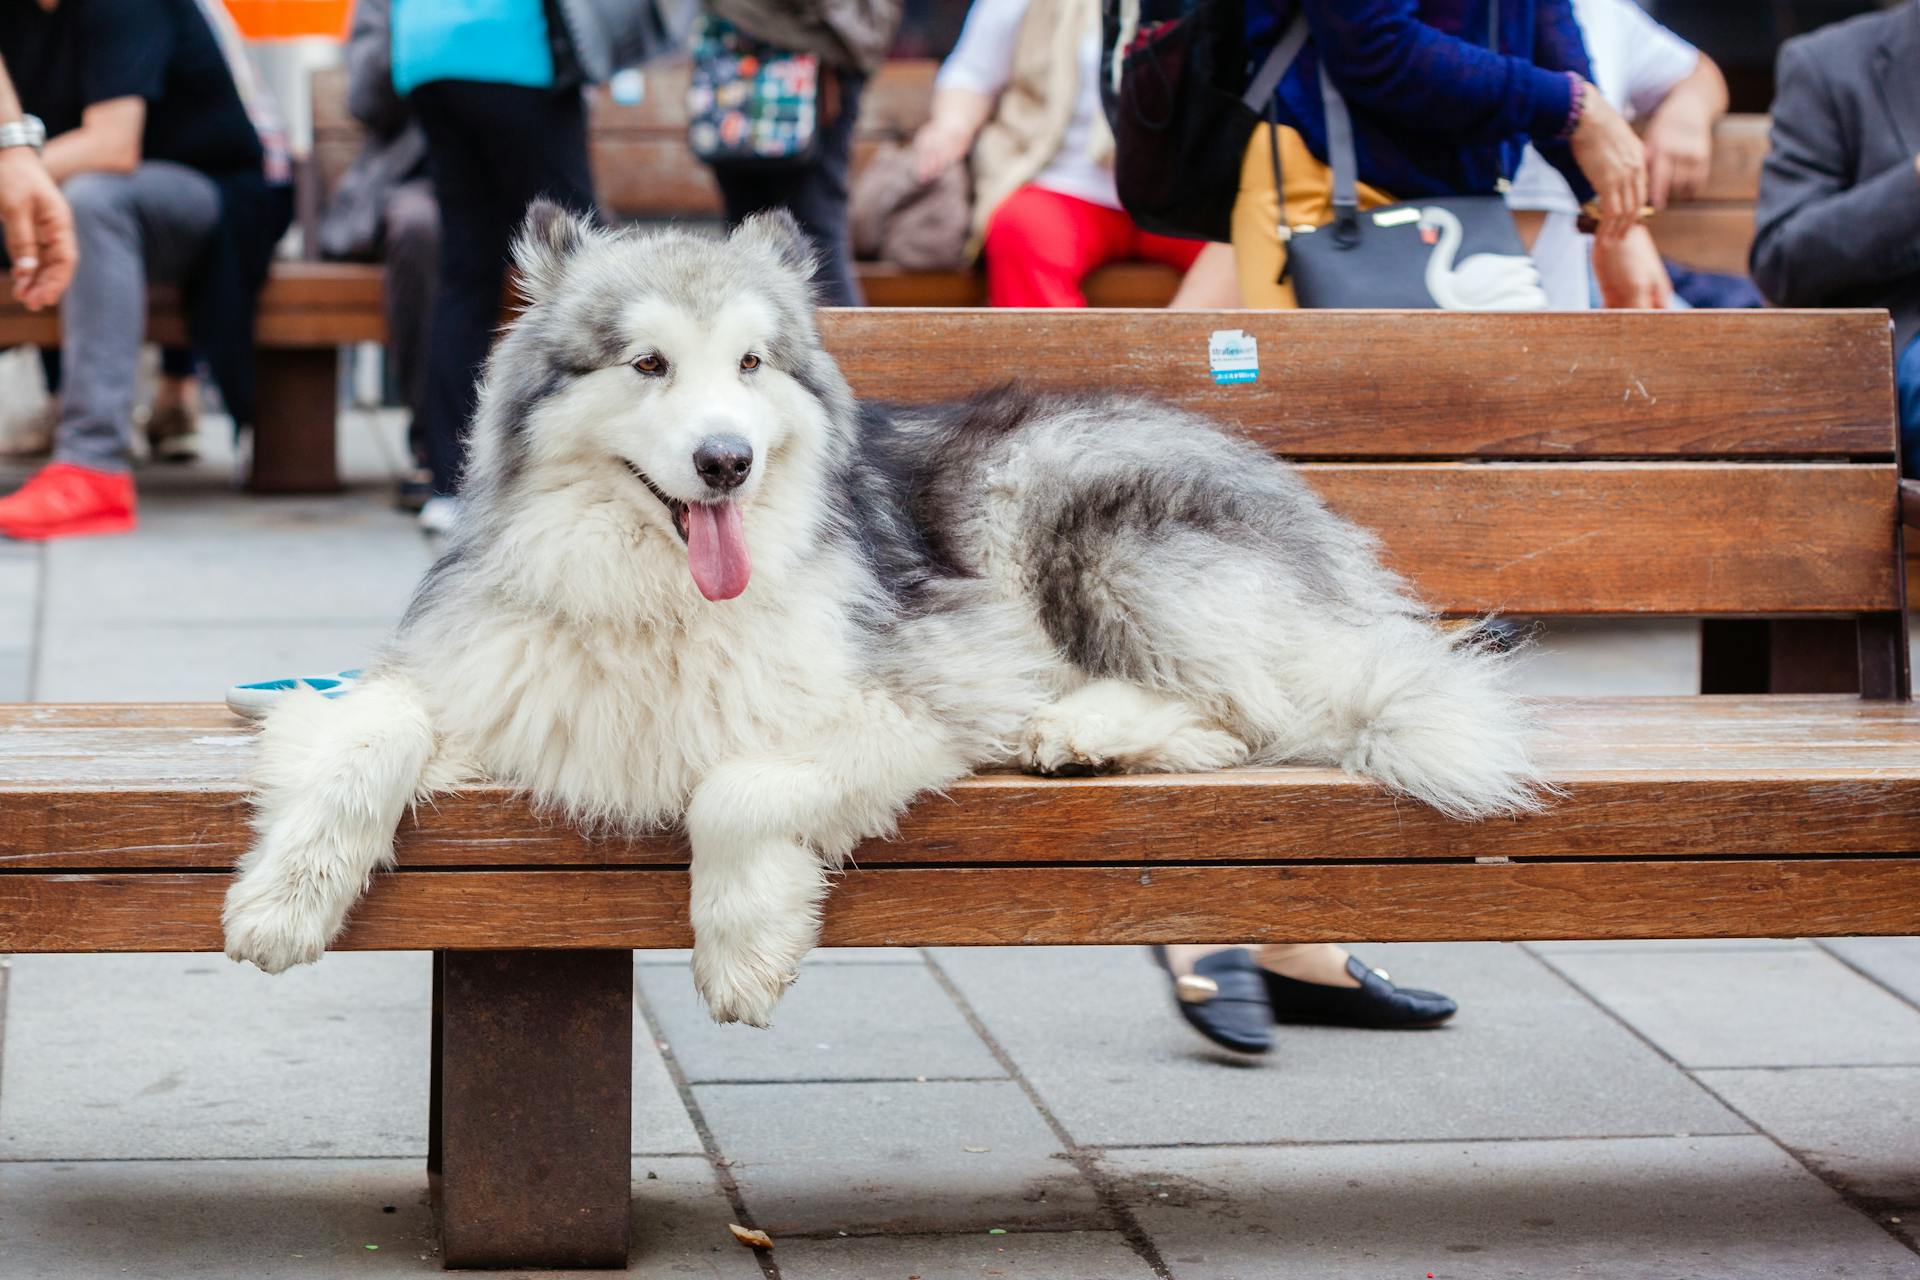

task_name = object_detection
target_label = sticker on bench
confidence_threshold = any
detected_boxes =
[1209,329,1259,385]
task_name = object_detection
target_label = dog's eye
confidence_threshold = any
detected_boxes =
[739,353,761,372]
[633,353,668,377]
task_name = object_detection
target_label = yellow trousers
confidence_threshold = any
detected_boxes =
[1230,124,1395,309]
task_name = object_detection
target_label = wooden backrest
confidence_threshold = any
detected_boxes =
[1645,114,1768,276]
[310,60,936,220]
[816,308,1901,618]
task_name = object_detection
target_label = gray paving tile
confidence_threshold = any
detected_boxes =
[775,1230,1156,1279]
[0,647,29,702]
[1699,1067,1920,1213]
[694,1080,1106,1235]
[1541,948,1920,1068]
[637,947,925,966]
[930,944,1742,1147]
[33,621,394,701]
[1510,618,1699,697]
[40,497,428,628]
[0,1155,758,1278]
[642,961,1001,1083]
[1823,938,1920,1010]
[1102,1136,1920,1280]
[1528,939,1813,954]
[0,953,429,1159]
[633,1026,704,1155]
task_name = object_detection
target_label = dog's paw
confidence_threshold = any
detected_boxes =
[1018,707,1115,778]
[691,943,798,1028]
[222,876,332,974]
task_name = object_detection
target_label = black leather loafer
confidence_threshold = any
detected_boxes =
[1262,955,1458,1029]
[1152,946,1273,1054]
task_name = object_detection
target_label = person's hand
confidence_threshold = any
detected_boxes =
[1642,101,1713,208]
[0,147,75,310]
[1569,82,1648,241]
[1591,224,1673,309]
[912,116,975,185]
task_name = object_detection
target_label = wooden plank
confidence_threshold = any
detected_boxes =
[1647,205,1756,276]
[6,859,1919,953]
[8,698,1920,870]
[1691,114,1769,203]
[820,310,1897,459]
[1302,461,1900,614]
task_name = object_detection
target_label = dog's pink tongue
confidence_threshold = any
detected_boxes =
[685,501,751,601]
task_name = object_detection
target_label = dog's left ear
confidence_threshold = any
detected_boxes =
[732,209,819,284]
[512,199,595,302]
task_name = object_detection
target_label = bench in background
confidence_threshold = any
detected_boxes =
[2,308,1913,1269]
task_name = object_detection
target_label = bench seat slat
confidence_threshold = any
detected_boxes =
[6,859,1919,953]
[6,698,1920,872]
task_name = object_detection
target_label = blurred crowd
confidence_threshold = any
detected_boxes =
[0,0,1912,539]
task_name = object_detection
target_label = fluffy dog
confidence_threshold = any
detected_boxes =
[223,203,1539,1025]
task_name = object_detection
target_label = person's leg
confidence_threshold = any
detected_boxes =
[711,72,866,306]
[50,167,214,470]
[1130,225,1207,275]
[148,345,201,462]
[1898,332,1920,480]
[381,178,441,466]
[0,163,218,538]
[414,81,595,502]
[982,186,1129,308]
[1167,241,1242,309]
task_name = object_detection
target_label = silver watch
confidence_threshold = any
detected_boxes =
[0,116,47,153]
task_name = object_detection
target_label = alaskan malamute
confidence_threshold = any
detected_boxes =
[223,204,1537,1025]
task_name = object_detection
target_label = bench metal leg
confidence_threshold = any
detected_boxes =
[431,949,633,1269]
[248,347,341,494]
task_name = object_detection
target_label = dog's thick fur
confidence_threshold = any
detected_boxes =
[223,204,1539,1025]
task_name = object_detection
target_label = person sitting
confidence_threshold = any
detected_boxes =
[1750,0,1920,477]
[912,0,1205,307]
[1504,0,1728,309]
[320,0,438,513]
[0,0,293,540]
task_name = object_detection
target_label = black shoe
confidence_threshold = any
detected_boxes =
[1262,956,1458,1029]
[395,467,433,514]
[1152,946,1273,1054]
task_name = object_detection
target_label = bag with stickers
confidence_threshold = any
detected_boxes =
[686,14,822,169]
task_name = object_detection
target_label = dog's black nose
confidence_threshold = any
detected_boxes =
[693,435,753,492]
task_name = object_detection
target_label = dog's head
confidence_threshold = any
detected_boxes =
[463,201,854,603]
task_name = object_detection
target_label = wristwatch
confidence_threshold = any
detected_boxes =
[0,115,47,153]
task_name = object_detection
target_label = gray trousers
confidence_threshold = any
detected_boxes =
[54,162,221,470]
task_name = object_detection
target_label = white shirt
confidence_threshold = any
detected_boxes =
[1505,0,1700,307]
[936,0,1120,210]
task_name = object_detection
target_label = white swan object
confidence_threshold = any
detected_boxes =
[1416,206,1549,311]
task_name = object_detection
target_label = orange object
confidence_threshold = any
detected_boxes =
[223,0,351,39]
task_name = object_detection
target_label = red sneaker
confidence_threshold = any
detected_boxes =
[0,463,137,541]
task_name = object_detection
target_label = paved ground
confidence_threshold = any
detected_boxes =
[2,411,1918,1278]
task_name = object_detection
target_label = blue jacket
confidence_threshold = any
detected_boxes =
[1252,0,1595,203]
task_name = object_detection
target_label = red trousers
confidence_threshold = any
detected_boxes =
[983,185,1206,308]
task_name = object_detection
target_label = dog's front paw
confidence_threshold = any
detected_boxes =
[222,874,332,974]
[691,942,798,1028]
[1018,707,1114,777]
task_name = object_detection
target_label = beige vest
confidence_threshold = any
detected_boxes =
[968,0,1114,244]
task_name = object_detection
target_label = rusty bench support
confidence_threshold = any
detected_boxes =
[430,949,633,1269]
[249,348,342,494]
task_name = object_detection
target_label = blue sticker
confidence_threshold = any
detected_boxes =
[1209,329,1258,385]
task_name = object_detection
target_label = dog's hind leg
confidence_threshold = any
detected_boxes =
[684,695,969,1026]
[1019,679,1248,777]
[223,675,439,973]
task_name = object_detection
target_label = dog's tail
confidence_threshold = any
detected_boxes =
[223,674,438,972]
[1319,618,1545,820]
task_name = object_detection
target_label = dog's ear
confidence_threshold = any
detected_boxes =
[731,209,819,284]
[512,199,594,302]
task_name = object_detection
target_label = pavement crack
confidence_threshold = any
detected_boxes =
[633,976,781,1280]
[921,948,1176,1280]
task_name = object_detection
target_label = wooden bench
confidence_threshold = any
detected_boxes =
[3,307,1915,1269]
